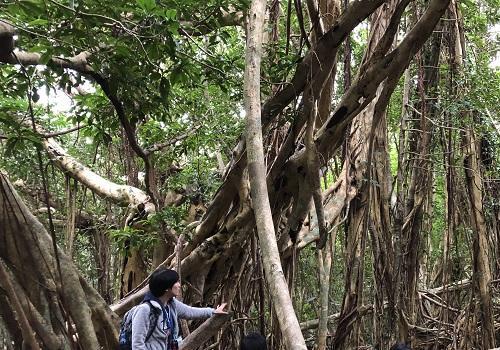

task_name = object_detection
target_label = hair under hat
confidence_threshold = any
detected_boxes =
[149,268,179,297]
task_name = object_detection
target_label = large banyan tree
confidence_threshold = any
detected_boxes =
[0,0,499,348]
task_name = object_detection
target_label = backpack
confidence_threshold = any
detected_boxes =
[118,300,161,350]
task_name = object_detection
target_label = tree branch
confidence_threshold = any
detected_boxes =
[0,22,158,203]
[260,0,387,128]
[314,0,451,161]
[144,125,201,156]
[305,100,328,249]
[179,314,231,350]
[7,114,154,213]
[186,0,387,250]
[41,124,87,138]
[179,8,244,36]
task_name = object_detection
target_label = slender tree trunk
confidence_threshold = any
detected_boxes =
[317,228,336,350]
[439,124,456,324]
[304,1,341,346]
[64,176,77,256]
[120,127,148,296]
[393,68,410,341]
[90,227,113,302]
[437,8,461,322]
[244,1,307,349]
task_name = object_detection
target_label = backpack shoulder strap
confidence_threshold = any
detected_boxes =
[144,300,161,342]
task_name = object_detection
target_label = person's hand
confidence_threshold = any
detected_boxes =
[213,302,228,314]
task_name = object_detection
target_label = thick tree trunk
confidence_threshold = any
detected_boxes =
[368,113,396,348]
[399,17,443,341]
[436,8,461,323]
[0,171,119,349]
[331,1,398,348]
[0,261,40,349]
[463,128,496,348]
[112,6,453,342]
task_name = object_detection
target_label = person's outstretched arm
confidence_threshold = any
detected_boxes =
[174,299,227,319]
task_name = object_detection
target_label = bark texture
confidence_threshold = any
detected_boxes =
[244,0,307,348]
[464,128,496,348]
[0,171,119,349]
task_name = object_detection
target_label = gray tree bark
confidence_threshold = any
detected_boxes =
[243,0,307,348]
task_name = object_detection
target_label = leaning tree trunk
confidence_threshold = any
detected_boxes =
[244,0,307,348]
[4,111,155,215]
[0,171,119,349]
[16,114,155,299]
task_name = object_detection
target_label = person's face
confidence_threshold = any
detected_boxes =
[171,281,181,297]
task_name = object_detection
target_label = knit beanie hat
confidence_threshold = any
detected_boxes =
[149,268,179,297]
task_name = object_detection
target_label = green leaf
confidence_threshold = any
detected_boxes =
[39,50,53,65]
[18,0,45,16]
[23,134,43,149]
[159,77,170,107]
[4,137,19,158]
[7,3,25,16]
[31,88,40,103]
[136,0,156,11]
[114,44,131,57]
[165,35,176,57]
[164,9,177,20]
[167,21,179,34]
[170,65,187,85]
[28,18,48,26]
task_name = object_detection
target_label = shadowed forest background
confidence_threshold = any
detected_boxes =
[0,0,499,349]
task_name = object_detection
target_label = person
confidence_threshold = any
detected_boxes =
[240,332,267,350]
[390,343,411,350]
[131,268,227,349]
